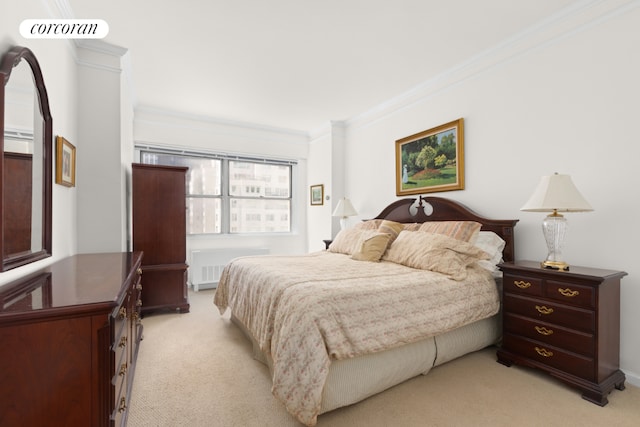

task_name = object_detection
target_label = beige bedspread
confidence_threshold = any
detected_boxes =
[213,251,499,426]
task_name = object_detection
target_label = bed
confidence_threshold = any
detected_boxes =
[214,196,518,426]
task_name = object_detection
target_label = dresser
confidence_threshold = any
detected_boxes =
[0,252,143,427]
[132,163,189,314]
[497,260,627,405]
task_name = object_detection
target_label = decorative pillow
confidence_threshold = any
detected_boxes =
[352,220,383,230]
[418,221,482,243]
[351,232,392,262]
[383,231,489,280]
[328,228,373,255]
[474,231,506,272]
[377,220,405,244]
[403,223,421,231]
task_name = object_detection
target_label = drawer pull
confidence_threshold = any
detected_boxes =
[136,299,143,307]
[136,283,143,291]
[118,307,127,319]
[535,347,554,357]
[514,280,531,289]
[118,397,127,413]
[137,268,142,275]
[535,305,554,315]
[558,287,579,297]
[535,326,554,336]
[119,336,127,348]
[119,363,127,376]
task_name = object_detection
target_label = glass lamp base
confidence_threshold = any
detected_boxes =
[541,211,569,271]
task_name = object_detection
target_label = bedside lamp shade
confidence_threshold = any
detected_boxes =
[521,173,593,270]
[332,198,358,230]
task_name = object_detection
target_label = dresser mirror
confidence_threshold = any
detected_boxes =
[0,46,52,271]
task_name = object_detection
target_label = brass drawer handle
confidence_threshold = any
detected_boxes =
[118,307,127,320]
[118,397,127,413]
[119,363,128,377]
[136,299,143,307]
[119,336,127,348]
[535,326,554,336]
[535,305,554,315]
[535,347,554,357]
[136,283,142,291]
[514,280,531,289]
[137,268,142,275]
[558,287,579,297]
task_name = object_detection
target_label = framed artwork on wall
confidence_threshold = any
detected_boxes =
[55,136,76,187]
[395,118,464,196]
[310,184,324,205]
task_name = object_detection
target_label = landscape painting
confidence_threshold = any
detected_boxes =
[395,118,464,196]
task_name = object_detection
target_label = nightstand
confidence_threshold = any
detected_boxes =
[497,260,627,406]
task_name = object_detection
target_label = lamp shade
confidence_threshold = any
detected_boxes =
[521,173,593,213]
[332,198,358,217]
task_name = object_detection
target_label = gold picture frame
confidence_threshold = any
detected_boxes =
[310,184,324,205]
[55,136,76,187]
[395,118,464,196]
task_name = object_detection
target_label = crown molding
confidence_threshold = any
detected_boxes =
[345,0,640,131]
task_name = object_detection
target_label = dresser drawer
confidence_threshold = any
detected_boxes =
[544,280,595,309]
[503,274,543,297]
[503,333,595,380]
[503,294,595,333]
[503,313,594,356]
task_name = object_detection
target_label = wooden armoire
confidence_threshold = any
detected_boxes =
[132,163,190,314]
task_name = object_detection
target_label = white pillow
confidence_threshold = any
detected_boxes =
[474,231,506,272]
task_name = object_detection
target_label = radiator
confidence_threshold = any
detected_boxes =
[188,248,269,291]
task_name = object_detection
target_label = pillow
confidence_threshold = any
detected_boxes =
[377,220,405,244]
[352,220,383,230]
[328,228,372,255]
[474,231,506,272]
[382,231,489,280]
[403,223,421,231]
[351,232,392,262]
[418,221,482,243]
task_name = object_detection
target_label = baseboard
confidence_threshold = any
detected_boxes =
[625,371,640,388]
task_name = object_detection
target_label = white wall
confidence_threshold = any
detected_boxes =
[313,4,640,384]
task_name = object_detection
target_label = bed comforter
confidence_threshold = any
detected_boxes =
[213,251,499,426]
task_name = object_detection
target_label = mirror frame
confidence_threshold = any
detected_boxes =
[0,46,52,271]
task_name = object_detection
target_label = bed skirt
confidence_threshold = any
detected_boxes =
[230,312,501,415]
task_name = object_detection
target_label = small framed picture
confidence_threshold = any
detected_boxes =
[310,184,324,205]
[55,136,76,187]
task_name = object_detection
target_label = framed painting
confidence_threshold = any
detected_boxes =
[55,136,76,187]
[395,118,464,196]
[310,184,324,205]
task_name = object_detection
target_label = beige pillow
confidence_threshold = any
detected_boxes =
[418,221,482,243]
[353,219,383,230]
[383,231,489,280]
[351,232,392,262]
[328,228,370,255]
[377,220,405,244]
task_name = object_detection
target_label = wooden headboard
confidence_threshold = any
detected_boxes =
[372,196,519,262]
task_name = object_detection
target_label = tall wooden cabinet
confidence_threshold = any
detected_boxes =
[132,163,190,314]
[0,252,143,427]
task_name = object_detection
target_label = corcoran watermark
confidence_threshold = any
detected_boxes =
[20,19,109,39]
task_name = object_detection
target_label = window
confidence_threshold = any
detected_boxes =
[139,149,293,234]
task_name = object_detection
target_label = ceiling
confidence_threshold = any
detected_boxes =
[66,0,579,134]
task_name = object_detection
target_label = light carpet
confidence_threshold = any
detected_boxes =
[127,289,640,427]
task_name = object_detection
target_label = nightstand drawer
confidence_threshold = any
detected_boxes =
[503,313,594,356]
[503,333,594,380]
[545,280,595,308]
[503,274,543,297]
[503,294,595,332]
